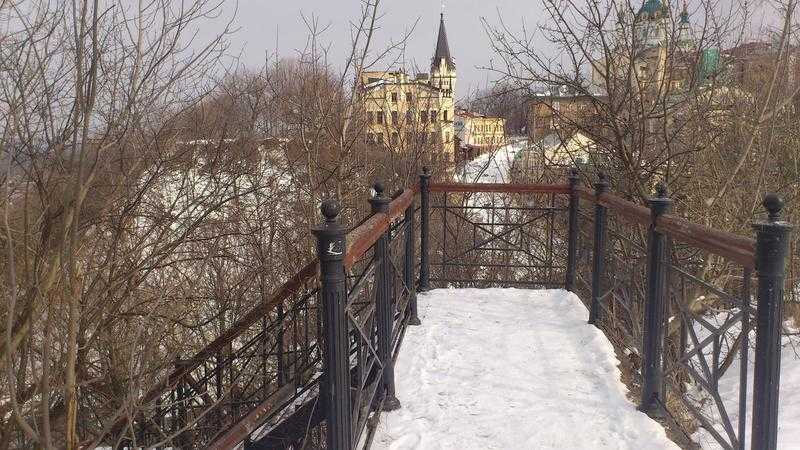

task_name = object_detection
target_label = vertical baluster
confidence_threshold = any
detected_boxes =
[639,182,671,415]
[405,199,421,325]
[277,300,286,385]
[419,167,431,291]
[442,190,448,285]
[738,267,752,450]
[589,172,609,325]
[752,194,792,450]
[565,167,580,292]
[313,200,352,450]
[370,182,401,411]
[174,357,187,447]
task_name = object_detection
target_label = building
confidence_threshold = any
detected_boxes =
[724,41,800,92]
[590,0,718,97]
[527,92,601,141]
[454,109,506,160]
[359,13,456,159]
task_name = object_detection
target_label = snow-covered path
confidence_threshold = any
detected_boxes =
[371,288,679,450]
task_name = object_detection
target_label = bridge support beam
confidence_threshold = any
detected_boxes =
[752,194,792,450]
[589,173,609,325]
[419,167,431,292]
[565,167,580,292]
[639,182,671,415]
[313,200,352,450]
[371,182,401,411]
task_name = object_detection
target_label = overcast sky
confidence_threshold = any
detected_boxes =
[199,0,547,97]
[197,0,780,99]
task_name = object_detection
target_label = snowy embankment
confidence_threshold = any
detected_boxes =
[371,289,679,449]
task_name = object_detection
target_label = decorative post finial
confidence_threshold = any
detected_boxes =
[373,180,385,197]
[320,200,340,224]
[648,181,672,218]
[595,171,609,195]
[763,193,784,223]
[655,181,668,198]
[568,166,580,180]
[370,180,390,214]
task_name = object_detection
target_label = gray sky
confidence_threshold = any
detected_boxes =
[203,0,546,97]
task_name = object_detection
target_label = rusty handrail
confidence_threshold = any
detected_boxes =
[575,185,755,267]
[429,182,571,194]
[439,182,754,266]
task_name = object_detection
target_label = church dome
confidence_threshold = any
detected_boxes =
[637,0,669,19]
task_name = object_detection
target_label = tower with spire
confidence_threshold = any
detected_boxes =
[357,11,458,160]
[430,13,456,98]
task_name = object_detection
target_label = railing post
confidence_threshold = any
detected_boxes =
[565,167,580,292]
[312,200,352,450]
[639,182,671,415]
[419,167,431,292]
[752,194,792,450]
[405,197,421,326]
[589,172,609,325]
[370,182,401,411]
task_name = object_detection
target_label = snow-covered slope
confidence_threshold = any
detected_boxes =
[457,137,527,184]
[371,288,680,449]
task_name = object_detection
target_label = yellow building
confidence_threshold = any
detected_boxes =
[454,110,505,160]
[360,14,456,159]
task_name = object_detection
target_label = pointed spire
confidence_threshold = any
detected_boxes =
[679,1,690,23]
[432,12,454,71]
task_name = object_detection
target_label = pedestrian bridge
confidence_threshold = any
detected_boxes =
[371,288,678,450]
[97,171,791,450]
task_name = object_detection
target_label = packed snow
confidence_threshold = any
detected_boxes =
[370,288,680,449]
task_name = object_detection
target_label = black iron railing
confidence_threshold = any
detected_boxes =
[98,168,792,450]
[568,174,789,450]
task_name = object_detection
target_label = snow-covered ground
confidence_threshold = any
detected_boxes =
[371,288,679,449]
[457,137,527,184]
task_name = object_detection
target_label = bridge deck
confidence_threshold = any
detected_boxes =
[370,288,679,450]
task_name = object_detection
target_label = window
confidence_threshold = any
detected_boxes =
[376,133,384,144]
[420,111,428,123]
[377,111,384,124]
[391,111,398,124]
[431,110,438,123]
[391,92,398,103]
[367,111,374,124]
[406,92,413,101]
[445,132,450,142]
[443,110,449,121]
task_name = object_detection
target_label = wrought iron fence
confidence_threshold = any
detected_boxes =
[424,182,570,289]
[567,170,789,450]
[99,167,792,450]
